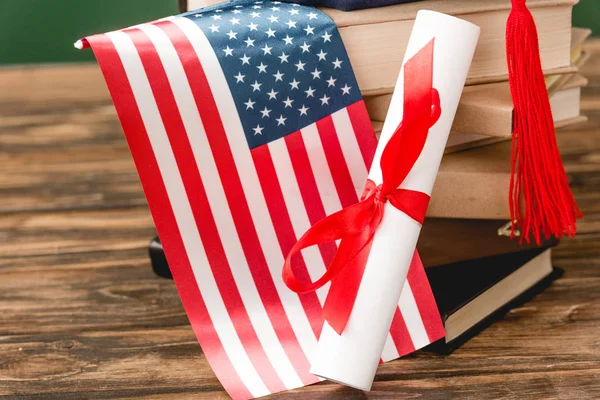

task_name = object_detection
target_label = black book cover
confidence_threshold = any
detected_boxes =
[148,237,561,354]
[424,249,562,354]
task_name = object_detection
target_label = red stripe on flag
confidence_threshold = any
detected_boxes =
[390,308,417,357]
[347,101,378,170]
[315,116,359,208]
[284,131,337,266]
[86,34,252,399]
[125,28,287,392]
[406,251,446,343]
[158,20,314,389]
[250,144,324,345]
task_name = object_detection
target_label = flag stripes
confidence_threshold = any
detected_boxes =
[84,13,444,399]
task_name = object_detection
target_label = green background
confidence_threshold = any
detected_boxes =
[0,0,597,65]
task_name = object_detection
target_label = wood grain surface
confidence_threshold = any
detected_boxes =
[1,41,599,399]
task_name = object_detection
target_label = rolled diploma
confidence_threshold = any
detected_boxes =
[309,10,480,390]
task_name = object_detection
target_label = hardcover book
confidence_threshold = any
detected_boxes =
[426,248,561,353]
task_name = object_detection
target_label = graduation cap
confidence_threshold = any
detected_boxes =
[283,0,582,244]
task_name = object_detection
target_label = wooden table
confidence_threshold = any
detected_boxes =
[1,40,599,399]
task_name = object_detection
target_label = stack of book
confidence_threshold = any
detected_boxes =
[172,0,587,352]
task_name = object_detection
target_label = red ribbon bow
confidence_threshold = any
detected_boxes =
[283,39,440,335]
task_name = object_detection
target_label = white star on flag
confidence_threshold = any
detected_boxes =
[260,107,271,118]
[282,35,294,45]
[276,115,287,126]
[298,104,309,115]
[244,98,255,109]
[240,54,251,65]
[251,80,262,91]
[256,62,268,73]
[252,124,263,135]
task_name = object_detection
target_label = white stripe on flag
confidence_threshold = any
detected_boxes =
[300,124,343,216]
[331,108,369,198]
[105,30,270,398]
[268,137,329,305]
[381,333,400,362]
[171,16,319,358]
[138,23,304,390]
[399,281,430,350]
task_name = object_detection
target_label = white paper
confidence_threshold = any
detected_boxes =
[309,10,480,391]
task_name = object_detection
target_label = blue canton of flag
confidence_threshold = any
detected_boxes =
[184,0,361,148]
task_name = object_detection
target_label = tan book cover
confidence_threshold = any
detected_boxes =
[427,140,513,220]
[324,0,576,95]
[365,24,589,139]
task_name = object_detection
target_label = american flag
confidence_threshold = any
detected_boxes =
[80,1,444,398]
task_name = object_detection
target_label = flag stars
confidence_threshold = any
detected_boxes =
[227,30,238,40]
[212,14,222,20]
[307,12,318,20]
[305,86,315,98]
[229,17,240,25]
[286,20,297,29]
[253,125,264,135]
[234,72,245,83]
[223,46,233,56]
[193,13,203,17]
[247,22,258,31]
[289,79,300,90]
[304,25,315,35]
[294,60,306,71]
[251,80,262,91]
[316,50,327,61]
[320,94,330,105]
[256,62,268,73]
[268,15,278,23]
[267,89,278,100]
[265,28,277,38]
[326,76,336,87]
[251,11,261,18]
[276,115,287,126]
[252,4,262,8]
[298,105,309,116]
[209,24,220,33]
[311,68,322,79]
[244,98,255,109]
[232,8,242,14]
[289,8,300,15]
[278,52,289,63]
[300,42,311,53]
[273,70,284,82]
[283,97,294,108]
[260,107,272,118]
[240,54,251,65]
[271,6,281,11]
[282,35,294,45]
[261,44,272,55]
[322,32,332,42]
[341,84,352,95]
[332,58,343,69]
[244,37,255,47]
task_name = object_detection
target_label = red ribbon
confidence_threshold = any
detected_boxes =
[283,39,440,335]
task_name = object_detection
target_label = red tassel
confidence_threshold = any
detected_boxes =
[506,0,582,244]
